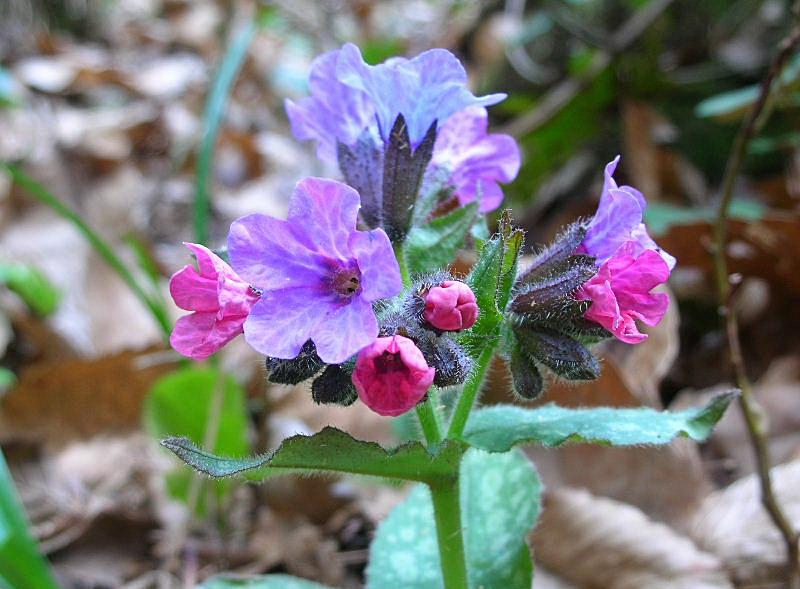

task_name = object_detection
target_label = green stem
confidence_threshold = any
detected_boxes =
[195,21,257,245]
[416,392,443,447]
[2,163,172,339]
[447,344,496,439]
[430,475,469,589]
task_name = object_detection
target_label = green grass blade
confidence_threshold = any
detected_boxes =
[0,450,60,589]
[1,163,171,338]
[195,21,257,245]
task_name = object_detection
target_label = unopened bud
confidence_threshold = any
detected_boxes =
[352,335,435,417]
[423,280,479,331]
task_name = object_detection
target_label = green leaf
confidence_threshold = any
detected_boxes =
[145,367,250,512]
[0,263,60,317]
[145,367,250,457]
[366,448,540,589]
[404,203,477,276]
[695,54,800,121]
[460,212,524,356]
[0,450,59,589]
[162,427,464,483]
[200,574,332,589]
[462,392,737,452]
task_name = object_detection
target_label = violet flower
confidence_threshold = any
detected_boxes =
[286,44,516,237]
[428,106,520,213]
[581,156,676,270]
[577,241,670,344]
[169,243,260,360]
[286,43,504,159]
[227,177,402,364]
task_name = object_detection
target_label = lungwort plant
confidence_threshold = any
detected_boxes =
[163,44,734,589]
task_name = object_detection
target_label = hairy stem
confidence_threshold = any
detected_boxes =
[447,344,496,439]
[430,475,469,589]
[712,15,800,588]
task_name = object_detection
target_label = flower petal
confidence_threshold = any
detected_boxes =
[285,49,376,161]
[432,106,520,213]
[336,43,505,146]
[288,177,362,260]
[311,296,379,364]
[348,228,402,301]
[228,213,329,290]
[243,288,336,360]
[170,311,246,360]
[169,265,218,312]
[582,187,645,264]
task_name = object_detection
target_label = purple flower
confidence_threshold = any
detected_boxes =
[581,157,676,270]
[429,106,520,212]
[285,49,376,163]
[227,177,402,364]
[285,43,505,158]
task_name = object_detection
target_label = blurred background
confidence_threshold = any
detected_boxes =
[1,0,799,588]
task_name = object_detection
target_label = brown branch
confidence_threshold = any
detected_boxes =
[499,0,675,137]
[712,16,800,589]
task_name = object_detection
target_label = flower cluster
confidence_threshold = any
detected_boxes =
[167,44,673,417]
[286,44,521,239]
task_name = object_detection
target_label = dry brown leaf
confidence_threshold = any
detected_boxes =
[533,567,579,589]
[691,460,800,587]
[0,348,176,446]
[658,212,800,296]
[533,487,734,589]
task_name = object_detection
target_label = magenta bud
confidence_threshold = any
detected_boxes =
[423,280,479,331]
[352,335,435,417]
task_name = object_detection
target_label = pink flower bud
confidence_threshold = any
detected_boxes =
[352,335,435,417]
[169,243,260,360]
[423,280,479,331]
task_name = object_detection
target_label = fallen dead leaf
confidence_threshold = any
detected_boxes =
[533,487,734,589]
[691,459,800,587]
[0,348,176,447]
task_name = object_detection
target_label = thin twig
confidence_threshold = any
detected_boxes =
[500,0,675,137]
[712,15,800,589]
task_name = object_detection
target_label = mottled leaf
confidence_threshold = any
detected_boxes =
[367,448,540,589]
[462,392,737,452]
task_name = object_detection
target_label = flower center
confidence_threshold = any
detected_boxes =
[331,266,362,297]
[375,351,406,375]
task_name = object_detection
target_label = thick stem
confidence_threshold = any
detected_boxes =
[712,14,800,589]
[430,475,469,589]
[447,344,496,439]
